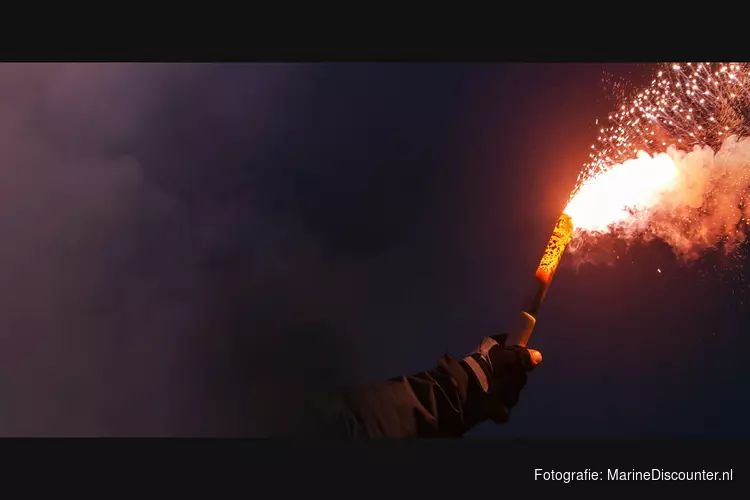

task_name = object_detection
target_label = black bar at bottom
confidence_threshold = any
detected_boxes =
[0,438,744,493]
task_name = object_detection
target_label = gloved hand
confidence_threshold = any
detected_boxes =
[461,334,542,424]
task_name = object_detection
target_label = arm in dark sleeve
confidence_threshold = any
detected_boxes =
[300,353,486,438]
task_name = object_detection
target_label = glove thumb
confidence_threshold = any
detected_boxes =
[528,349,543,367]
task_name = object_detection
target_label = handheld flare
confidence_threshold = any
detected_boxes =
[508,213,574,347]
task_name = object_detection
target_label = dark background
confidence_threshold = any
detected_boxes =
[0,63,746,436]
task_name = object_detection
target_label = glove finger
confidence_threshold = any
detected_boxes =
[489,403,510,424]
[526,349,543,371]
[504,391,520,409]
[504,346,541,372]
[488,345,529,374]
[503,372,527,408]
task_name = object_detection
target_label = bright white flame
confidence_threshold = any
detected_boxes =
[564,150,682,232]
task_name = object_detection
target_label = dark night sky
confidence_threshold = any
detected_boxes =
[0,63,747,436]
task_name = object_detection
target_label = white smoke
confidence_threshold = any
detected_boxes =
[567,135,750,263]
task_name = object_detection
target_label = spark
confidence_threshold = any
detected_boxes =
[564,62,750,272]
[572,62,750,199]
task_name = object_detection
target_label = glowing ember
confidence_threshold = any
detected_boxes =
[536,213,574,283]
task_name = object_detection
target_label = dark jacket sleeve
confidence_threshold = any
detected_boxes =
[298,353,486,438]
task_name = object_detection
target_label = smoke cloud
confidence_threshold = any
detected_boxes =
[0,63,473,436]
[0,63,356,436]
[566,135,750,265]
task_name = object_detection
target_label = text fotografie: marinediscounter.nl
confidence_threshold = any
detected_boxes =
[534,469,733,482]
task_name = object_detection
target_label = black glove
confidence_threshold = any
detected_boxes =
[461,334,542,424]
